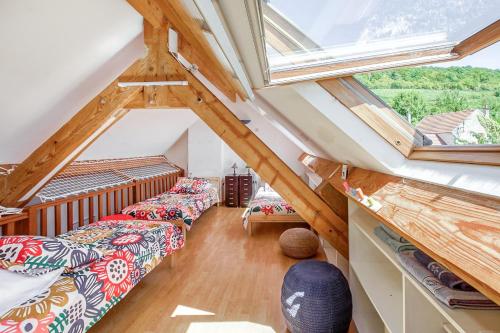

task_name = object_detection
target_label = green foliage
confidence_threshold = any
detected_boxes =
[357,66,500,92]
[356,67,500,144]
[475,116,500,144]
[434,91,467,113]
[391,91,428,125]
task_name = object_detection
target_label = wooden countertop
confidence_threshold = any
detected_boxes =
[300,153,500,305]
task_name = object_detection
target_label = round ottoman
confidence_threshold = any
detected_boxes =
[281,260,352,333]
[279,228,319,259]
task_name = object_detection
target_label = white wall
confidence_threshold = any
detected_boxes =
[0,0,143,163]
[165,130,189,171]
[78,109,198,160]
[187,120,224,177]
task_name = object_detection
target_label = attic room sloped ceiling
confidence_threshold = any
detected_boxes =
[0,0,143,163]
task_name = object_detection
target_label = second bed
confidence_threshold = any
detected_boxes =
[243,186,304,236]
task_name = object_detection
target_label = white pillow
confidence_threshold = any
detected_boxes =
[0,268,64,317]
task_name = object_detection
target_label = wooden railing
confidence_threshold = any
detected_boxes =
[134,173,181,202]
[0,212,29,235]
[0,170,182,237]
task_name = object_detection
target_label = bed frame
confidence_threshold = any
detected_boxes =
[246,213,305,236]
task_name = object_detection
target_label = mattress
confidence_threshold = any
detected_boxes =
[0,220,184,333]
[121,186,219,230]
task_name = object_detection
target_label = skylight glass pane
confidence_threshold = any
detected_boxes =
[263,0,500,72]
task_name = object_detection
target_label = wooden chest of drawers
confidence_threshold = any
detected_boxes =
[225,175,253,207]
[238,175,253,208]
[225,176,239,207]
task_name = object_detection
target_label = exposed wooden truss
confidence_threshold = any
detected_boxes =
[300,153,500,305]
[127,0,246,102]
[1,3,349,256]
[142,23,348,257]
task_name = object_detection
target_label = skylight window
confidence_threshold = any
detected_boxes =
[262,0,500,83]
[356,43,500,146]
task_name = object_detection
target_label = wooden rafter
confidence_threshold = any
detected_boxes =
[142,23,349,257]
[0,61,146,207]
[127,0,246,102]
[127,0,164,29]
[171,77,349,257]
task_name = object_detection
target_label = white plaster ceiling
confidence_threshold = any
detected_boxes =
[0,0,143,163]
[78,109,199,160]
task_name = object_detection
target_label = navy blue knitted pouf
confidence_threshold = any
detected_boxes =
[281,260,352,333]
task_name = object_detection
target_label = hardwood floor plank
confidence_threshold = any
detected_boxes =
[90,207,326,333]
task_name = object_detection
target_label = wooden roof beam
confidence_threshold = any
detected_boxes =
[127,0,246,102]
[143,26,349,256]
[127,0,165,29]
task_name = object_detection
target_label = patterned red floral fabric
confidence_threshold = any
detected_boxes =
[122,185,219,230]
[242,187,298,228]
[99,214,135,221]
[0,220,184,333]
[0,236,105,276]
[168,177,210,194]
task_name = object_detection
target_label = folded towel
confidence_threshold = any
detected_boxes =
[374,226,416,253]
[380,224,409,243]
[414,250,475,291]
[398,252,498,309]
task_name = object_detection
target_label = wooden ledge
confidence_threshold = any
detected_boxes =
[409,145,500,166]
[300,153,500,305]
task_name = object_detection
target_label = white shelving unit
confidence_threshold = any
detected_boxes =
[348,200,500,333]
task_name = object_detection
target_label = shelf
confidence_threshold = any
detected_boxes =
[350,267,385,333]
[350,206,404,333]
[300,153,500,304]
[348,200,500,333]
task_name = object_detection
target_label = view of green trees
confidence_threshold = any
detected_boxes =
[356,66,500,144]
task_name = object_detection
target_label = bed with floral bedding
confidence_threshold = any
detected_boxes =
[0,219,184,333]
[121,177,219,230]
[243,186,304,235]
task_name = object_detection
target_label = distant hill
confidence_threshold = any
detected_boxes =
[355,67,500,125]
[356,66,500,92]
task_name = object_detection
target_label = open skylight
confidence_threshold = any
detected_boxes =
[262,0,500,83]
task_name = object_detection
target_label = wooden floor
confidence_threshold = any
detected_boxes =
[91,207,325,333]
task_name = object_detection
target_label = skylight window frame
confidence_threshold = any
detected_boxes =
[319,76,500,167]
[255,0,500,85]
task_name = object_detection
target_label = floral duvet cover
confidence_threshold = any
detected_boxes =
[121,187,219,230]
[242,188,297,228]
[0,220,184,333]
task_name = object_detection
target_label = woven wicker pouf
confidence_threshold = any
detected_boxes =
[281,260,352,333]
[279,228,319,259]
